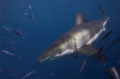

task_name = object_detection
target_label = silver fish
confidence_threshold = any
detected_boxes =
[4,37,17,45]
[32,15,35,24]
[77,60,86,76]
[2,50,21,58]
[21,70,35,79]
[46,71,55,75]
[19,28,28,36]
[0,70,9,73]
[25,13,32,18]
[3,26,11,31]
[12,72,23,76]
[11,28,24,39]
[29,6,33,12]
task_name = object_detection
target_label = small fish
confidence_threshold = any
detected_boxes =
[98,5,110,27]
[107,67,120,79]
[98,30,112,49]
[19,28,28,36]
[25,13,33,18]
[29,6,33,12]
[32,15,35,24]
[3,26,11,31]
[0,70,9,73]
[91,52,97,63]
[12,72,23,76]
[46,71,55,75]
[91,46,104,63]
[4,37,19,51]
[11,28,24,39]
[96,46,105,57]
[21,70,35,79]
[4,37,17,45]
[104,44,112,53]
[10,43,19,51]
[77,60,86,76]
[2,50,21,58]
[17,30,24,35]
[25,13,35,23]
[104,37,120,53]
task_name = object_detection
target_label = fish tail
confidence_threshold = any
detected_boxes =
[98,5,110,28]
[13,46,19,51]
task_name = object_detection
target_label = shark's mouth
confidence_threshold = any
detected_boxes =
[41,49,75,62]
[39,57,52,62]
[51,49,75,60]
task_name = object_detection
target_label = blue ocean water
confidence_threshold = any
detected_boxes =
[0,0,120,79]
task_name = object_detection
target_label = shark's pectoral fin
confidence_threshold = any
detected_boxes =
[77,44,97,56]
[77,44,110,60]
[75,11,89,26]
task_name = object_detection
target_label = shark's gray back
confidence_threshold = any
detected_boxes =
[47,19,105,49]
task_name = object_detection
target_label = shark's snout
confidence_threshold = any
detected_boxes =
[38,55,46,62]
[38,53,51,62]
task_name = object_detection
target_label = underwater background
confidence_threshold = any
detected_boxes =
[0,0,120,79]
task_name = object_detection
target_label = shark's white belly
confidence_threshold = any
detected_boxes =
[49,49,74,60]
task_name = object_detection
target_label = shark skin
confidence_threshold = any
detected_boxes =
[38,11,110,62]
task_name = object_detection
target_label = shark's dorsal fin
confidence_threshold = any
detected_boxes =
[75,11,89,26]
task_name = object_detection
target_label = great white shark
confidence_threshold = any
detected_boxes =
[38,9,110,62]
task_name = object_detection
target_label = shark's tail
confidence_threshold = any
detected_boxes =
[98,5,110,28]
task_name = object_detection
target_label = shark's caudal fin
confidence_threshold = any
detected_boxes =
[98,5,110,28]
[75,11,89,26]
[77,44,110,60]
